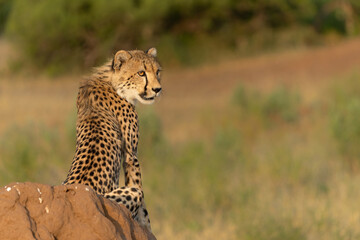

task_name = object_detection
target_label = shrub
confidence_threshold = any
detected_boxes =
[247,216,305,240]
[5,0,360,72]
[0,124,71,185]
[329,75,360,162]
[0,0,13,34]
[262,87,300,123]
[232,84,301,124]
[332,98,360,159]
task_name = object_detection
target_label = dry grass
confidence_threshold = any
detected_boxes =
[1,38,360,239]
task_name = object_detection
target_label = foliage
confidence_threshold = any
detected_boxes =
[0,124,73,185]
[0,0,13,33]
[263,87,300,123]
[332,99,360,158]
[3,0,360,72]
[330,75,360,162]
[232,85,301,125]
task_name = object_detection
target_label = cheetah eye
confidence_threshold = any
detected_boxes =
[156,69,161,76]
[138,71,146,77]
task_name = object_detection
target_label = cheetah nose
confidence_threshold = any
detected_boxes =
[152,87,162,94]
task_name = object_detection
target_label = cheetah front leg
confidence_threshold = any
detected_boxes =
[122,153,152,231]
[104,185,152,231]
[104,186,143,217]
[117,116,152,230]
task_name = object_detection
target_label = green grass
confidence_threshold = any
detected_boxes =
[2,75,360,239]
[0,123,73,185]
[330,74,360,167]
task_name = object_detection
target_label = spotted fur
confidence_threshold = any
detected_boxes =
[63,48,162,231]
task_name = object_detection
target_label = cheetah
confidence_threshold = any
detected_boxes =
[63,48,162,231]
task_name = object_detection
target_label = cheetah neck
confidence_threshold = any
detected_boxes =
[116,88,138,106]
[90,60,139,106]
[91,60,113,81]
[79,78,135,113]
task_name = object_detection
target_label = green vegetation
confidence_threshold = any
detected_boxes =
[3,0,360,73]
[2,76,360,239]
[0,0,12,33]
[330,75,360,166]
[232,85,301,124]
[0,124,74,185]
[1,1,359,238]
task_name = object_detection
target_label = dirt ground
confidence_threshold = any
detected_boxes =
[0,38,360,142]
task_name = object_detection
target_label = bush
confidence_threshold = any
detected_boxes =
[6,0,246,71]
[6,0,135,72]
[0,0,13,34]
[247,216,305,240]
[0,124,72,185]
[262,87,300,123]
[330,75,360,162]
[232,85,301,124]
[5,0,360,73]
[332,98,360,159]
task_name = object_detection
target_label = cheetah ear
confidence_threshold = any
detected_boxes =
[146,47,157,58]
[113,50,132,70]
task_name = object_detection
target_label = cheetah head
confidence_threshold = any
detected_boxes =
[110,48,162,105]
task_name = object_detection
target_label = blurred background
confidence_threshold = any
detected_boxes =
[1,0,360,239]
